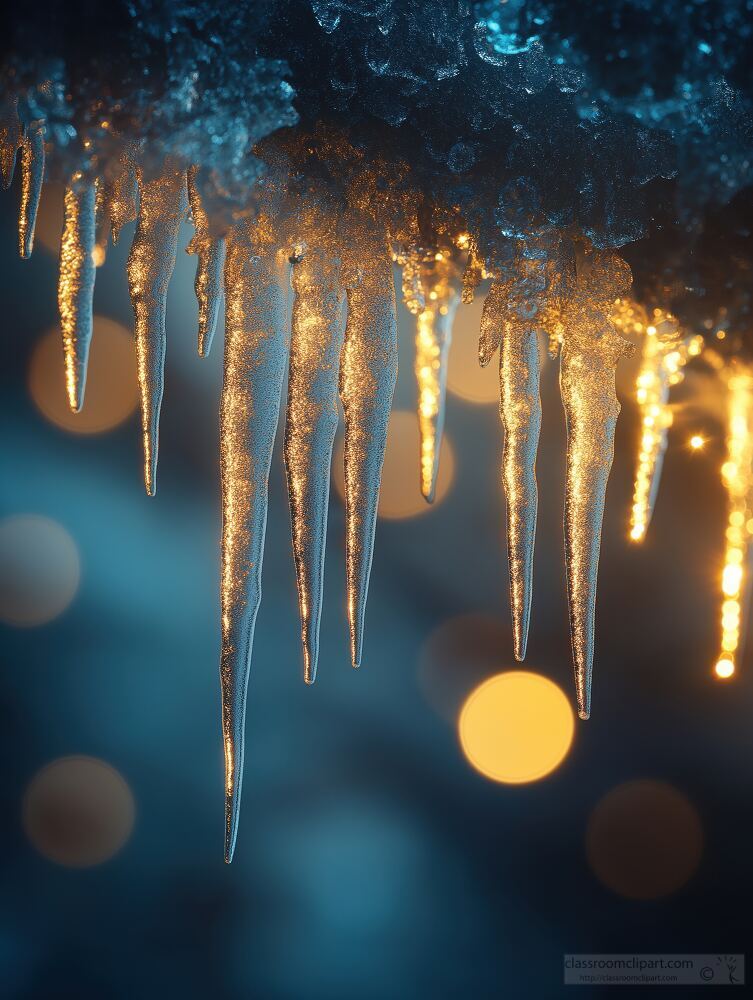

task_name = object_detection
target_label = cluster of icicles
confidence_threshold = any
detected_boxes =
[2,114,640,860]
[620,301,753,682]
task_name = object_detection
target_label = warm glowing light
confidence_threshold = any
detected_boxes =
[689,434,706,450]
[713,365,753,677]
[458,671,574,783]
[616,301,702,542]
[416,305,443,498]
[714,658,735,679]
[408,252,459,501]
[447,292,499,404]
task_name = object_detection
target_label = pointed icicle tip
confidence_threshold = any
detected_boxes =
[340,231,398,673]
[18,120,45,259]
[224,740,239,864]
[219,227,290,861]
[127,160,188,494]
[188,166,226,358]
[500,320,542,667]
[560,323,631,720]
[285,248,346,686]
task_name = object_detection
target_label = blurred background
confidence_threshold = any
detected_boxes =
[0,183,750,999]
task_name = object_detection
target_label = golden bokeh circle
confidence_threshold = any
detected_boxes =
[447,294,499,405]
[29,317,138,434]
[586,780,703,899]
[23,756,135,868]
[0,514,80,627]
[332,409,455,519]
[458,671,574,783]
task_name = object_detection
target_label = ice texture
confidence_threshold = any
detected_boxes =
[285,249,346,684]
[340,230,398,667]
[1,0,753,859]
[18,120,44,258]
[58,175,97,413]
[220,225,290,862]
[127,160,188,495]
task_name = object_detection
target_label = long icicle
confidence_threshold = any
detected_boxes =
[415,257,459,501]
[58,173,97,413]
[220,226,290,864]
[18,120,45,259]
[285,248,346,683]
[127,160,187,495]
[499,318,542,662]
[561,328,631,719]
[339,237,398,668]
[187,166,226,357]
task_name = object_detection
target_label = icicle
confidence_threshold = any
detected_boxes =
[414,254,460,501]
[713,364,753,680]
[109,152,139,244]
[187,166,226,358]
[479,280,509,368]
[220,224,290,863]
[0,95,21,189]
[126,160,188,495]
[58,173,97,413]
[499,319,542,662]
[339,236,398,668]
[18,120,45,259]
[93,177,110,266]
[561,327,632,719]
[620,307,703,542]
[285,249,346,683]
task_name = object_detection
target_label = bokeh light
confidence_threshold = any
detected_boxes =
[458,671,574,783]
[586,780,703,899]
[714,657,735,679]
[0,514,80,627]
[23,756,135,868]
[29,317,138,434]
[333,409,454,519]
[418,613,511,721]
[447,293,499,405]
